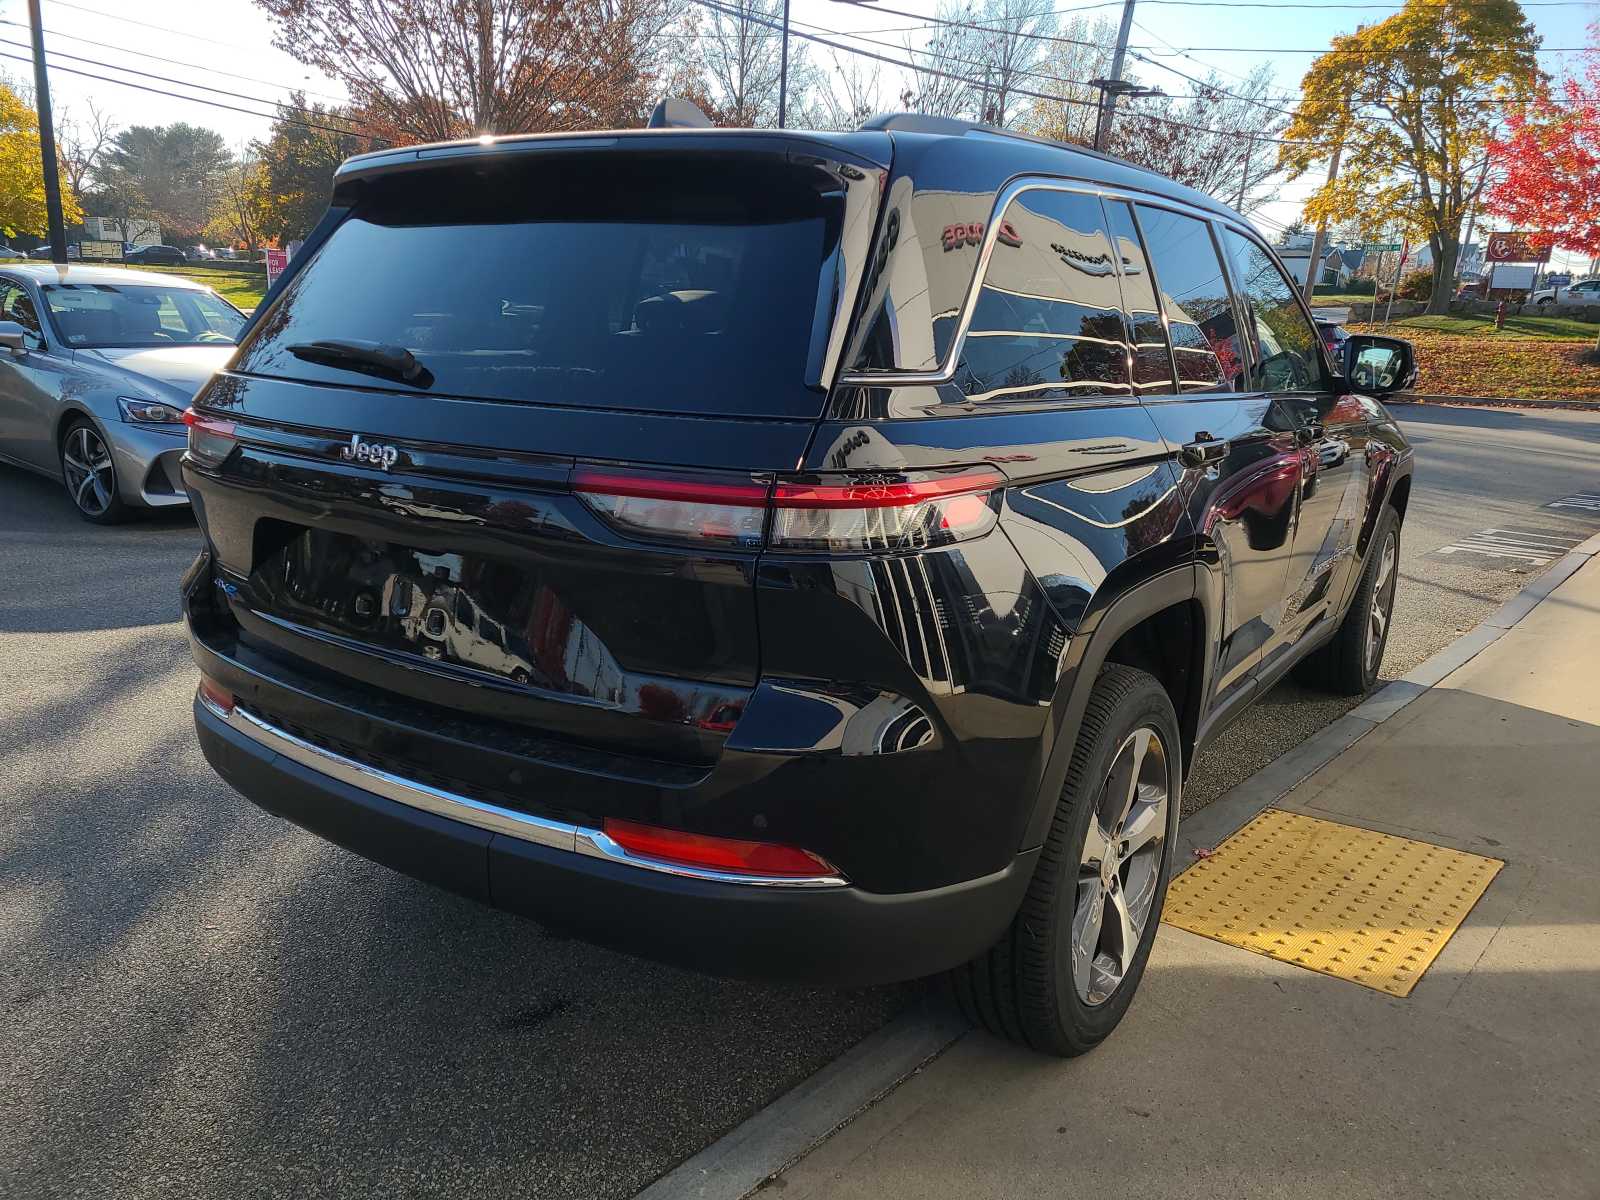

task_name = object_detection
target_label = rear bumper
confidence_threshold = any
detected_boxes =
[195,694,1037,986]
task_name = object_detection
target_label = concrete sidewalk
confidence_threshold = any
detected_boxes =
[770,554,1600,1199]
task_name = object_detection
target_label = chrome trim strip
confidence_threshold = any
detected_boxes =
[201,690,848,889]
[835,176,1231,389]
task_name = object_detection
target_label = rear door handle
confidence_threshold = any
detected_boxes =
[1180,437,1230,468]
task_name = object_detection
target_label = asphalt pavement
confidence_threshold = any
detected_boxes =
[3,400,1598,1199]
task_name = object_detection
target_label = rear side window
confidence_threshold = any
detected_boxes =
[234,156,843,419]
[1220,229,1326,392]
[953,189,1131,403]
[1105,201,1175,394]
[1134,206,1244,394]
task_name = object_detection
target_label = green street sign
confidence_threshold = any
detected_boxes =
[1364,242,1403,252]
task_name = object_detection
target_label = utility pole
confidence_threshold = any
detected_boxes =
[1457,155,1493,291]
[777,0,791,129]
[1092,0,1137,152]
[1301,140,1343,302]
[27,0,67,264]
[1234,134,1254,210]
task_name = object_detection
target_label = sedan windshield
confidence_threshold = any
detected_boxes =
[41,283,245,348]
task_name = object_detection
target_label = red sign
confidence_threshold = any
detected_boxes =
[941,220,1021,252]
[264,248,289,288]
[1485,232,1553,264]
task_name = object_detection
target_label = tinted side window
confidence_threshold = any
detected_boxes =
[954,189,1131,403]
[1135,206,1243,394]
[1222,229,1325,392]
[0,283,42,339]
[1105,201,1175,394]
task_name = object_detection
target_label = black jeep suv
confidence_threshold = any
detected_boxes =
[182,113,1416,1056]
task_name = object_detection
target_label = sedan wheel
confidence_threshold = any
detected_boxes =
[60,421,126,523]
[1366,527,1399,677]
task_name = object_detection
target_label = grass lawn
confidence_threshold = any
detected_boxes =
[1310,292,1384,308]
[1349,321,1600,401]
[88,261,267,313]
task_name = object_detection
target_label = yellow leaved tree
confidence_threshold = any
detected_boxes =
[1278,0,1543,314]
[0,80,82,240]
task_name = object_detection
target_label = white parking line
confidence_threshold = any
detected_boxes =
[1545,492,1600,516]
[1429,527,1585,567]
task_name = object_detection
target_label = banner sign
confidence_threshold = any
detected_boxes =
[1486,232,1553,264]
[79,240,123,260]
[264,248,289,289]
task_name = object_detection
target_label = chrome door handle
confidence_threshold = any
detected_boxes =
[1180,437,1230,468]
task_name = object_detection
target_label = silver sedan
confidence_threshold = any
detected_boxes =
[0,263,245,523]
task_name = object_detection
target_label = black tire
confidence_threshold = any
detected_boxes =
[1537,297,1553,306]
[1293,506,1400,695]
[949,665,1181,1056]
[59,417,129,525]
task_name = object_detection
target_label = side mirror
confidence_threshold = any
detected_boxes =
[1342,334,1417,397]
[0,320,27,354]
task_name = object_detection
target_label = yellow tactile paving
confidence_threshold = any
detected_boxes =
[1163,809,1503,996]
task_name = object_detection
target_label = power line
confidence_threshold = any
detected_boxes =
[691,0,1320,144]
[45,0,268,54]
[0,17,347,105]
[0,49,371,140]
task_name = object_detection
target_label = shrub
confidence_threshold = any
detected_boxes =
[1397,269,1433,301]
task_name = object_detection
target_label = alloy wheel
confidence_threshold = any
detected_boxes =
[1072,727,1170,1006]
[1366,530,1398,675]
[62,424,116,517]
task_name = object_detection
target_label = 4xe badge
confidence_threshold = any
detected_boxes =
[340,434,400,471]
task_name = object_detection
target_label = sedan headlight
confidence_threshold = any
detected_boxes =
[118,397,186,425]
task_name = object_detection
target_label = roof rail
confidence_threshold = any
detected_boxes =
[856,111,1158,179]
[648,98,714,130]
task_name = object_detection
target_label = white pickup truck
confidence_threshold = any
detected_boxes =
[1530,278,1600,305]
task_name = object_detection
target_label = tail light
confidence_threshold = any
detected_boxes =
[197,677,235,715]
[575,465,1002,553]
[602,817,840,878]
[182,407,237,468]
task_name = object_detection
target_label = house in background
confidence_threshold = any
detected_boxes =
[1277,244,1351,288]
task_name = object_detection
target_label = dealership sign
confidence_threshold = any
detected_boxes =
[1485,232,1552,264]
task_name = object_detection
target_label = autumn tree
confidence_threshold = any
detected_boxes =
[697,0,811,126]
[898,0,1055,127]
[1023,17,1118,145]
[0,80,83,239]
[251,96,377,243]
[1279,0,1543,315]
[206,155,272,255]
[254,0,684,143]
[1485,34,1598,258]
[814,52,884,131]
[57,100,116,197]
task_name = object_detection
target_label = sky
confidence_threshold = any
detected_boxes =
[0,0,1593,273]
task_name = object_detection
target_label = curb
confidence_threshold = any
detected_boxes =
[631,529,1600,1200]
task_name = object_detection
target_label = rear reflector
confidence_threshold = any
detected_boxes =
[602,818,840,878]
[575,463,1003,553]
[197,677,235,715]
[182,407,237,468]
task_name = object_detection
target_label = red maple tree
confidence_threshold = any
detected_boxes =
[1485,31,1600,259]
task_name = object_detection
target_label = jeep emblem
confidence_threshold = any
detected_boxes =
[340,434,400,471]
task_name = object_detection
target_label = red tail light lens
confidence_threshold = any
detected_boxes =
[197,677,235,715]
[182,407,237,468]
[574,463,1004,553]
[769,467,1003,552]
[602,818,840,878]
[573,466,769,549]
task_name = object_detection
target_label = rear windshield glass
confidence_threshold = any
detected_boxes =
[234,156,843,418]
[43,283,244,348]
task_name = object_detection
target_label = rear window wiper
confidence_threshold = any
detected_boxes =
[286,339,433,387]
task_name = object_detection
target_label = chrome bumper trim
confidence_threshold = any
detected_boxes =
[199,689,847,889]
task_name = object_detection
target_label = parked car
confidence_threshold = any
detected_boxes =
[125,244,186,266]
[0,263,247,521]
[1530,278,1600,305]
[26,243,82,260]
[0,246,24,261]
[1314,316,1349,355]
[182,110,1417,1056]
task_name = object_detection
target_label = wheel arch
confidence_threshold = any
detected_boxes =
[1019,565,1204,851]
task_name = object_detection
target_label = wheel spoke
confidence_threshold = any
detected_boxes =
[1071,880,1105,1001]
[1080,816,1113,872]
[74,472,96,504]
[1120,797,1165,857]
[62,451,89,474]
[1105,883,1141,979]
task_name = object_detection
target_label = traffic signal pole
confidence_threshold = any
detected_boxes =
[27,0,68,264]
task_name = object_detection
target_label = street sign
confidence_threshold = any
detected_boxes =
[1364,242,1402,252]
[1485,231,1553,264]
[79,239,122,260]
